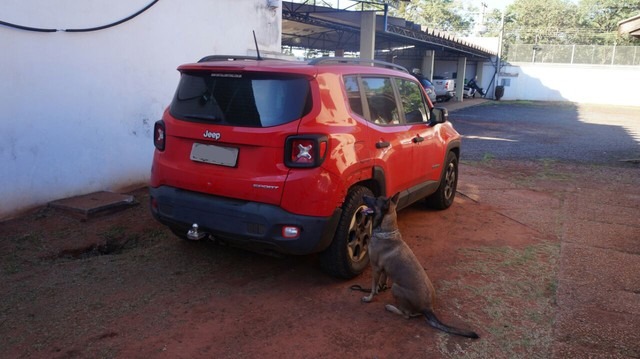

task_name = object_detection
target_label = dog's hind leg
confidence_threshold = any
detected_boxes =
[385,304,421,319]
[386,284,422,318]
[384,304,404,316]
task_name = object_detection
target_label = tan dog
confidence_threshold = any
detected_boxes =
[361,193,479,339]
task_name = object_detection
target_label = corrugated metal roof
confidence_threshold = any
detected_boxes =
[618,13,640,38]
[282,1,496,59]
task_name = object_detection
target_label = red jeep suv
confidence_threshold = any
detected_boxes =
[149,56,461,278]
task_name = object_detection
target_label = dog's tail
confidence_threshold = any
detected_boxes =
[423,310,479,339]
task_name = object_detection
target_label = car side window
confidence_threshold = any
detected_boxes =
[343,75,364,118]
[395,78,430,124]
[361,77,400,125]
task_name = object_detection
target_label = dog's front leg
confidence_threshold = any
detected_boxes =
[377,272,388,292]
[362,269,381,303]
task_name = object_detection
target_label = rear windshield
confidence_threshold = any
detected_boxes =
[170,71,312,127]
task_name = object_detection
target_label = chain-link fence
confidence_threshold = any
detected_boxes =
[507,44,640,65]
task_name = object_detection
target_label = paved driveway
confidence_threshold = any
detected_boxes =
[448,101,640,165]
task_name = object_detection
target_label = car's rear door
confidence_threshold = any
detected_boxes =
[159,68,314,206]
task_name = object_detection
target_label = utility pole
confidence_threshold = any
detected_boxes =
[480,2,487,27]
[494,10,505,99]
[475,2,488,36]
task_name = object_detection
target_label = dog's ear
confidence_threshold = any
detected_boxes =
[390,192,400,205]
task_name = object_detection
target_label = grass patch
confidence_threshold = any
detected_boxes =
[3,253,24,275]
[481,152,495,163]
[100,226,126,242]
[462,153,496,166]
[437,242,559,358]
[490,100,537,106]
[488,100,576,108]
[1,233,46,274]
[509,159,572,188]
[466,158,573,189]
[536,159,571,181]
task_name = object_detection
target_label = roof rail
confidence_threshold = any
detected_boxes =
[197,55,283,63]
[307,57,409,73]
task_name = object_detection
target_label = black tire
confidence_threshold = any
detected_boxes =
[425,152,458,210]
[319,186,373,279]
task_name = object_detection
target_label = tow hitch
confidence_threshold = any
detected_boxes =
[186,223,207,240]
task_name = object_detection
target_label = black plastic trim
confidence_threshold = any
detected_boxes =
[149,186,339,255]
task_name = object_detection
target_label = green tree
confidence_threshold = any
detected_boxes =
[504,0,578,45]
[576,0,640,45]
[390,0,476,35]
[501,0,640,45]
[482,9,504,37]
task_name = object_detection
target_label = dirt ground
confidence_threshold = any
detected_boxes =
[1,159,638,358]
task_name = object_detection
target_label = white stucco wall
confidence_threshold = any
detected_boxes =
[432,59,640,108]
[1,0,281,219]
[488,63,640,106]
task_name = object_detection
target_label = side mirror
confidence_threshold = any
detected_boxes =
[429,107,449,126]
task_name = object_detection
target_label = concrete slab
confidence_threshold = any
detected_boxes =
[48,191,138,220]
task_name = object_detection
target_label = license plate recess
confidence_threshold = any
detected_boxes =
[190,143,238,167]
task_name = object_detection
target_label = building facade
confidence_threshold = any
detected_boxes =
[1,0,282,219]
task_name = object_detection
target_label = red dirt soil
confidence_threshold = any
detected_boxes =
[2,160,637,358]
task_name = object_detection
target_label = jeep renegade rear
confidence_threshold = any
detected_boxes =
[149,56,461,278]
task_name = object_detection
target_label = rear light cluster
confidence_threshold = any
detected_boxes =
[284,135,328,168]
[154,120,165,151]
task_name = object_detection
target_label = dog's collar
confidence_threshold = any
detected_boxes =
[372,229,401,239]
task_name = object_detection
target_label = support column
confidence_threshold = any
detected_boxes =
[360,11,376,61]
[421,50,435,81]
[475,62,484,83]
[455,57,467,102]
[476,61,485,96]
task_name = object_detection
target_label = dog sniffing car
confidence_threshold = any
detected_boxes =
[361,193,479,339]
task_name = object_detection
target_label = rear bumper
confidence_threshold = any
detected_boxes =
[149,186,341,255]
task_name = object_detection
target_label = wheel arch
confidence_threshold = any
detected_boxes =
[436,142,460,185]
[367,166,386,197]
[447,140,461,161]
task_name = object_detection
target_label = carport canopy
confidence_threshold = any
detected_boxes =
[281,1,496,61]
[281,1,497,101]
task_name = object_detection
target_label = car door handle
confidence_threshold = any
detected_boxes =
[412,135,424,143]
[376,141,390,149]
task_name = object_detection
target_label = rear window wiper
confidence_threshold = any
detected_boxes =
[182,114,223,122]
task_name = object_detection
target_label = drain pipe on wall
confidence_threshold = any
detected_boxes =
[492,11,506,99]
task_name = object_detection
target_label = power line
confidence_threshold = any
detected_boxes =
[0,0,159,33]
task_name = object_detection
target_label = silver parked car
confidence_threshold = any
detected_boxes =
[413,74,437,104]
